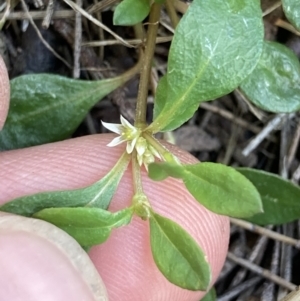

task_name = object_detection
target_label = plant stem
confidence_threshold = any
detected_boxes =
[135,3,161,128]
[132,150,144,194]
[143,132,179,164]
[165,0,179,28]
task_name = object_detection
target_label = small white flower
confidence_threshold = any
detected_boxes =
[102,115,141,154]
[135,137,161,170]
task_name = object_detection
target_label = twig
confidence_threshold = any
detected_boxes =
[227,252,297,291]
[242,114,295,157]
[0,9,75,19]
[82,36,173,47]
[73,0,82,78]
[62,0,134,48]
[262,1,282,17]
[275,19,300,36]
[231,234,269,288]
[278,224,293,299]
[199,102,277,142]
[42,0,55,29]
[287,120,300,170]
[280,288,300,301]
[230,218,300,249]
[261,238,280,301]
[292,164,300,184]
[87,0,118,14]
[217,277,262,301]
[0,0,11,30]
[20,0,72,68]
[165,0,179,28]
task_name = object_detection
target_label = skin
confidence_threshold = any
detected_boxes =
[0,55,230,301]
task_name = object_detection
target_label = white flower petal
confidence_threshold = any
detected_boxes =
[120,115,135,130]
[107,136,126,147]
[137,154,143,166]
[136,137,147,156]
[101,121,123,134]
[126,140,135,154]
[149,145,161,159]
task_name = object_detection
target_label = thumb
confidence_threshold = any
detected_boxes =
[0,212,108,301]
[0,134,229,301]
[0,55,10,129]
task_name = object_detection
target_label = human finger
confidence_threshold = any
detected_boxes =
[0,55,10,129]
[0,134,229,301]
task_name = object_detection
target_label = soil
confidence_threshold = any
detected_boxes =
[1,0,300,300]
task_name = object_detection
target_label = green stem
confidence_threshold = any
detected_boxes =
[143,132,180,164]
[165,0,179,29]
[135,3,161,128]
[132,150,144,194]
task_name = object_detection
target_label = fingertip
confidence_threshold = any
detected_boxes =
[0,55,10,130]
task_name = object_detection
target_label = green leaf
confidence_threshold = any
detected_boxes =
[1,73,132,150]
[148,0,263,132]
[113,0,150,26]
[201,287,217,301]
[148,162,263,218]
[0,152,130,216]
[150,211,211,291]
[237,168,300,225]
[153,75,168,119]
[282,0,300,31]
[240,41,300,113]
[34,207,133,246]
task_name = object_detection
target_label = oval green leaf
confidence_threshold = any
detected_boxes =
[150,211,211,291]
[237,168,300,225]
[240,41,300,113]
[148,0,263,132]
[113,0,150,26]
[34,207,133,246]
[148,162,263,218]
[282,0,300,31]
[1,72,133,150]
[0,152,130,216]
[202,287,217,301]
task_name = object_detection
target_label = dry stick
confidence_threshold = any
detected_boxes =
[62,0,134,48]
[1,9,75,19]
[287,121,300,170]
[218,277,262,301]
[20,0,72,68]
[232,234,269,288]
[227,252,297,291]
[278,224,293,300]
[235,235,270,301]
[92,0,104,59]
[234,89,266,121]
[280,288,300,301]
[165,0,179,28]
[261,238,280,301]
[173,0,188,14]
[262,1,282,17]
[242,114,295,157]
[87,0,118,14]
[278,118,294,300]
[275,19,300,36]
[159,19,175,34]
[42,0,55,29]
[199,102,277,143]
[0,0,11,29]
[82,36,173,47]
[73,0,82,78]
[292,164,300,184]
[280,116,292,180]
[230,218,300,249]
